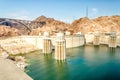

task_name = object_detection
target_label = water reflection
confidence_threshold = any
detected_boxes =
[84,45,96,62]
[42,54,55,80]
[109,48,116,54]
[108,48,116,57]
[43,54,68,80]
[54,61,68,80]
[108,48,118,62]
[43,54,53,63]
[94,45,99,53]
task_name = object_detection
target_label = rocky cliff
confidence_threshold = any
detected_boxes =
[93,16,120,33]
[30,16,70,35]
[71,15,120,34]
[0,25,20,37]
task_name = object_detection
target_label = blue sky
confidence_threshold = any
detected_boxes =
[0,0,119,23]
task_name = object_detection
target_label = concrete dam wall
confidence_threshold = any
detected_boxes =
[21,35,85,49]
[85,34,120,47]
[0,34,119,55]
[0,35,85,55]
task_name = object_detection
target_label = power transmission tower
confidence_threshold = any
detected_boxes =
[86,6,88,18]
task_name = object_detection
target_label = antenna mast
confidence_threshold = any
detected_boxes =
[86,6,88,17]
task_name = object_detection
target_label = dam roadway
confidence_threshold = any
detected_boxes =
[0,57,33,80]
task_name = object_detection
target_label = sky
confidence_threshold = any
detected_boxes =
[0,0,119,23]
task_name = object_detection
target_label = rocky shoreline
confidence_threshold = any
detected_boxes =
[0,50,28,71]
[0,36,39,71]
[0,36,39,55]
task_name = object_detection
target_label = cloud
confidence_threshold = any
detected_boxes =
[8,10,31,20]
[91,8,98,15]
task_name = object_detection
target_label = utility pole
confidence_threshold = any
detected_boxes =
[86,6,88,18]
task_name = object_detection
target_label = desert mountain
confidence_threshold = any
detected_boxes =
[71,15,120,34]
[0,25,20,37]
[30,16,70,35]
[93,16,120,33]
[0,15,120,37]
[70,17,101,34]
[0,18,30,35]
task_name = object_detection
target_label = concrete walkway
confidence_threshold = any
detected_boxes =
[0,57,33,80]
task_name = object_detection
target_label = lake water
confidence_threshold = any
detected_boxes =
[25,45,120,80]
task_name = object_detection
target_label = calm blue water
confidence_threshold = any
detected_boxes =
[25,45,120,80]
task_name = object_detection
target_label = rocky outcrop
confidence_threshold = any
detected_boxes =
[14,56,28,71]
[0,37,38,55]
[71,15,120,34]
[30,16,70,35]
[70,17,101,34]
[93,16,120,33]
[0,25,20,37]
